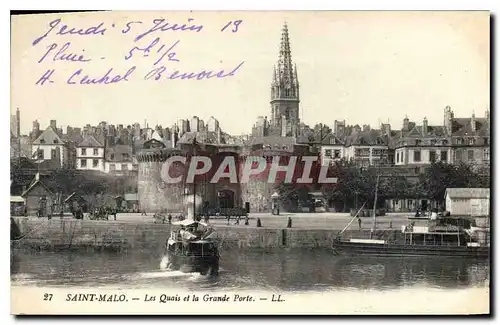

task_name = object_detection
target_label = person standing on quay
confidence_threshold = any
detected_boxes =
[287,217,292,228]
[358,216,362,230]
[256,218,262,228]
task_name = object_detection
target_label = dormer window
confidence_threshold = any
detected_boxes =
[442,140,448,145]
[430,139,436,146]
[110,154,115,160]
[53,139,59,144]
[468,138,476,145]
[39,139,45,144]
[456,138,464,145]
[415,139,421,146]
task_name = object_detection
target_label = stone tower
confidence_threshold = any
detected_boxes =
[270,22,300,137]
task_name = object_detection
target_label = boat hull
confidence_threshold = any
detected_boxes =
[166,252,219,275]
[332,241,490,259]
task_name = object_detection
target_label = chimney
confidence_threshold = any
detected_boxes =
[403,116,409,131]
[216,127,221,144]
[422,117,428,136]
[471,113,476,133]
[16,108,20,137]
[281,115,287,137]
[50,120,57,130]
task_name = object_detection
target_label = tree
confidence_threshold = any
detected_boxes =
[418,161,490,203]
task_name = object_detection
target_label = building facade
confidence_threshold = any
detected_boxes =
[76,135,105,171]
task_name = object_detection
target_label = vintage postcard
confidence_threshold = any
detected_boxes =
[10,10,490,315]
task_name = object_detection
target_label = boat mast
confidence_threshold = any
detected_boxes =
[370,170,381,239]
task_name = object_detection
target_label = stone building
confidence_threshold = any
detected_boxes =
[137,23,321,214]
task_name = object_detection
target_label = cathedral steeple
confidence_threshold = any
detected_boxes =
[270,22,300,137]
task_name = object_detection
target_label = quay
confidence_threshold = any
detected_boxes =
[11,213,488,251]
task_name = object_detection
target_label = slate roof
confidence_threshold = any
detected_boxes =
[77,135,103,148]
[344,129,387,147]
[106,145,133,161]
[32,126,64,145]
[403,124,447,138]
[451,117,489,137]
[445,188,490,199]
[248,136,297,146]
[21,173,54,197]
[178,131,220,144]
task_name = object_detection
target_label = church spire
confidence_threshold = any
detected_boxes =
[270,23,300,137]
[271,22,299,101]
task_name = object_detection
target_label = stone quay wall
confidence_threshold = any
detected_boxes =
[11,217,400,251]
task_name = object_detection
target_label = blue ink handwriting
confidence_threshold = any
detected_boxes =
[32,18,107,46]
[121,21,143,34]
[220,20,243,33]
[133,18,203,42]
[38,42,91,64]
[144,61,245,81]
[35,69,56,85]
[125,38,180,66]
[67,66,136,85]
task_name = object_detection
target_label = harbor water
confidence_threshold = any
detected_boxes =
[11,248,489,292]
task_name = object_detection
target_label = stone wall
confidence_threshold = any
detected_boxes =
[138,160,185,213]
[11,218,399,251]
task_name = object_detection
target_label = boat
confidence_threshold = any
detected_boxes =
[332,171,490,259]
[332,219,490,258]
[164,219,220,276]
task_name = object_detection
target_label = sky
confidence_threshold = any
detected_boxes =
[11,11,490,135]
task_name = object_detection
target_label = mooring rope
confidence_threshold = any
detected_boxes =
[11,217,51,242]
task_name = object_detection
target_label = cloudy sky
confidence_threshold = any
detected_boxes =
[11,11,489,135]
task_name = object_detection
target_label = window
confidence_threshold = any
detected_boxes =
[413,150,421,162]
[53,139,59,144]
[456,138,464,145]
[93,159,99,168]
[430,139,437,146]
[93,148,98,155]
[121,164,128,171]
[396,152,400,163]
[429,151,436,162]
[441,151,448,162]
[110,154,115,160]
[468,138,476,145]
[333,150,341,158]
[442,140,448,145]
[484,149,490,160]
[81,159,87,167]
[456,150,462,161]
[467,150,474,161]
[39,139,45,144]
[415,139,421,146]
[109,164,116,171]
[37,149,44,159]
[81,148,86,155]
[484,138,489,145]
[51,149,56,159]
[325,149,332,157]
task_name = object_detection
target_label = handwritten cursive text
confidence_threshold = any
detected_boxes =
[144,61,245,81]
[38,42,91,64]
[133,18,203,42]
[32,18,107,46]
[125,38,180,66]
[67,66,136,85]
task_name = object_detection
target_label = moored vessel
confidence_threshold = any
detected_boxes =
[164,219,220,276]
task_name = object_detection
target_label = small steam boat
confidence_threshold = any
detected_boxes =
[164,219,219,276]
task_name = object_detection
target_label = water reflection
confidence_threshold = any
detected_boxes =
[11,249,489,292]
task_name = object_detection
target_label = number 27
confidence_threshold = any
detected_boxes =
[43,293,53,301]
[221,20,243,33]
